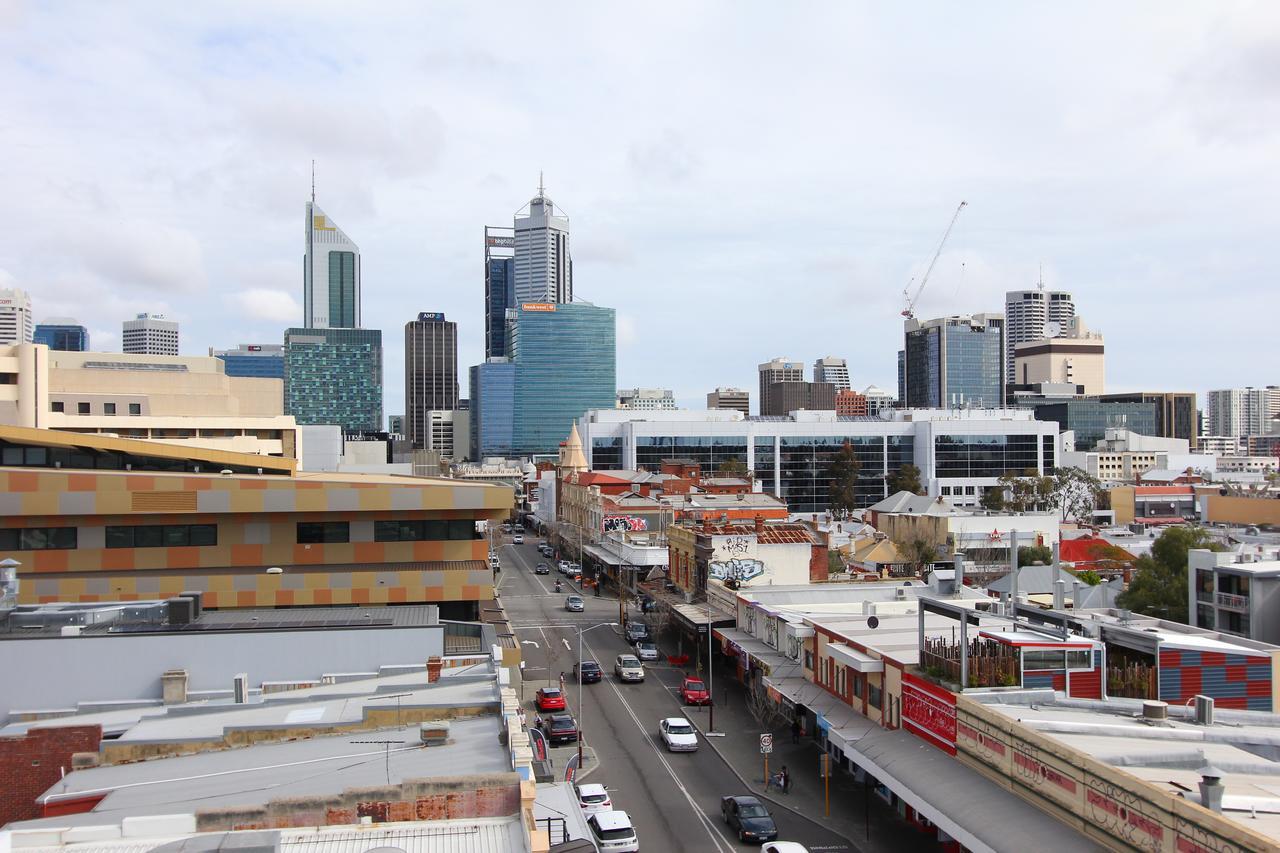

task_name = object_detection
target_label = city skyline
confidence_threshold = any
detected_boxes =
[1,4,1276,422]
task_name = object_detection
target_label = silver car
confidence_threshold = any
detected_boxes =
[565,594,585,612]
[635,641,659,662]
[614,654,645,683]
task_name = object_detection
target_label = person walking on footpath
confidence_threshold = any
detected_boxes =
[791,716,801,744]
[780,765,790,794]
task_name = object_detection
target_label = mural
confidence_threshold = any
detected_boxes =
[709,558,766,583]
[602,515,648,532]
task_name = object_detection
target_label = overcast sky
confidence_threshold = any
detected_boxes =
[2,1,1277,422]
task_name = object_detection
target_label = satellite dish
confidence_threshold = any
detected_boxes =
[867,616,880,629]
[1044,320,1062,339]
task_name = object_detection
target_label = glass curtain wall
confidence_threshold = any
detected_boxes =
[633,436,747,473]
[934,434,1039,477]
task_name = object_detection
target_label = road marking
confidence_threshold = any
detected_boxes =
[561,638,571,651]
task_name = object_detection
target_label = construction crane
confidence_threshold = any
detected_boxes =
[901,200,967,320]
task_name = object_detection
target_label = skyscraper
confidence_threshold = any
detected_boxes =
[758,358,804,416]
[707,387,750,414]
[304,200,360,329]
[283,327,383,432]
[0,289,34,345]
[405,312,459,449]
[122,313,178,355]
[34,318,88,351]
[902,314,1004,409]
[470,359,516,460]
[1098,391,1198,450]
[1205,387,1280,438]
[514,178,572,304]
[813,356,851,391]
[210,344,285,378]
[1004,286,1074,384]
[484,226,516,358]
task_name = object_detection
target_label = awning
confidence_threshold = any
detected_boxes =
[714,628,802,678]
[763,675,871,733]
[826,643,885,673]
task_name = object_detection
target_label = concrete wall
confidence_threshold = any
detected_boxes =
[0,626,444,724]
[1205,495,1280,527]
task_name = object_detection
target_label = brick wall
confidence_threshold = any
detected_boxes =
[0,725,101,825]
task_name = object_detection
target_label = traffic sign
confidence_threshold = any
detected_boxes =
[759,733,773,754]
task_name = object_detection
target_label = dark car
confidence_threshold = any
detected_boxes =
[540,713,579,745]
[625,621,650,645]
[535,563,551,575]
[573,660,602,684]
[721,796,778,844]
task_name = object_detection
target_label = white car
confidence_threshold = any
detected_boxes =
[660,717,698,752]
[635,641,659,662]
[512,534,524,544]
[587,810,639,852]
[575,782,612,815]
[762,844,810,853]
[614,654,645,683]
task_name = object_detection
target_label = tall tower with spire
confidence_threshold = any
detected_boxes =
[304,192,361,329]
[513,175,573,304]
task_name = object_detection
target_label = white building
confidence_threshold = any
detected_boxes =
[1206,387,1280,438]
[122,313,178,355]
[1004,286,1075,384]
[303,200,361,329]
[863,385,894,415]
[1217,456,1280,474]
[1200,435,1244,456]
[0,287,34,345]
[426,408,470,460]
[1059,428,1214,484]
[513,179,572,304]
[813,356,851,390]
[617,388,676,410]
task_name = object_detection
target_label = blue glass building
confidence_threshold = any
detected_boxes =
[469,359,516,459]
[485,257,515,359]
[33,323,89,352]
[903,314,1004,408]
[213,344,285,378]
[510,302,615,456]
[283,327,383,432]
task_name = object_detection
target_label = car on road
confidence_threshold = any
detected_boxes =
[539,713,578,745]
[558,560,571,572]
[534,563,550,575]
[761,844,810,853]
[721,795,778,844]
[535,686,567,712]
[539,544,554,557]
[501,524,512,534]
[565,594,585,612]
[512,534,524,544]
[624,621,650,645]
[659,717,698,752]
[513,524,524,534]
[587,810,639,852]
[575,782,612,815]
[573,660,602,684]
[638,594,656,613]
[614,653,645,683]
[680,677,711,705]
[634,641,659,661]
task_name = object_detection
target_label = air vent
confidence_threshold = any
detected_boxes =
[131,491,197,512]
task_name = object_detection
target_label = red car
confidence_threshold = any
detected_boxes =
[680,677,710,706]
[535,686,567,712]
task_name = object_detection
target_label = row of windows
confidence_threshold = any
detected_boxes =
[106,524,217,548]
[934,434,1040,478]
[374,520,477,542]
[0,527,77,551]
[0,441,274,475]
[3,521,480,551]
[51,402,142,415]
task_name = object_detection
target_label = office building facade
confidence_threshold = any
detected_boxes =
[863,386,895,415]
[1030,400,1157,450]
[902,314,1004,409]
[304,201,360,329]
[388,414,405,437]
[758,358,804,416]
[122,313,178,356]
[1099,391,1198,450]
[0,289,34,346]
[1004,287,1075,384]
[514,183,572,304]
[404,313,458,450]
[210,344,285,378]
[762,381,837,416]
[813,356,851,390]
[835,390,868,417]
[469,359,515,460]
[283,327,382,433]
[33,319,88,352]
[1206,387,1280,438]
[708,387,750,414]
[1011,316,1105,396]
[484,226,516,358]
[617,388,676,410]
[511,301,615,456]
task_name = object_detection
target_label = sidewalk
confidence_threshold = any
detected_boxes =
[682,664,925,853]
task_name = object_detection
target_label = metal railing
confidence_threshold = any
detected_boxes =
[1215,592,1249,611]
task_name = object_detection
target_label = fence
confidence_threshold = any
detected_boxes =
[919,636,1020,688]
[1106,662,1158,700]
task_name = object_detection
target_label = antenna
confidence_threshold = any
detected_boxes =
[310,160,316,203]
[1037,263,1044,291]
[538,170,545,198]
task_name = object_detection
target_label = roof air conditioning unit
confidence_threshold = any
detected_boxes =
[1194,694,1215,726]
[895,587,907,600]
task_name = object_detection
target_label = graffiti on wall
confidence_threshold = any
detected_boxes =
[602,515,648,532]
[709,558,766,583]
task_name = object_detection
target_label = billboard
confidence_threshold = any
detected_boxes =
[521,303,557,312]
[486,236,516,248]
[417,312,446,322]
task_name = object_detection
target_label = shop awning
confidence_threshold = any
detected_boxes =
[826,643,885,674]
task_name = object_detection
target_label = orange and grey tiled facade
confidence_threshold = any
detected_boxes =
[0,468,513,611]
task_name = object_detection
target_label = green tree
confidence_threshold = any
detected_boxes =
[997,471,1055,513]
[828,550,846,575]
[717,457,749,477]
[827,440,861,518]
[1072,569,1103,586]
[886,463,923,495]
[1051,467,1104,525]
[897,538,938,575]
[979,487,1005,512]
[1018,544,1053,566]
[1117,527,1222,623]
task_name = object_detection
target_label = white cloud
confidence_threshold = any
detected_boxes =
[232,288,301,323]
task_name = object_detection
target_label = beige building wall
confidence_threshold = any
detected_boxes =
[1013,339,1105,395]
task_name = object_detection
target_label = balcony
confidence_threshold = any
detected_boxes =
[1215,592,1249,611]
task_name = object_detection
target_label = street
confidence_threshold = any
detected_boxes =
[496,533,857,853]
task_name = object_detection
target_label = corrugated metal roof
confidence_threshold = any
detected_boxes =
[279,818,527,853]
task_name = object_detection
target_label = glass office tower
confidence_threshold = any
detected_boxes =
[903,314,1004,409]
[212,344,285,378]
[485,256,515,358]
[304,201,360,329]
[510,302,615,456]
[33,322,89,352]
[469,359,516,459]
[283,327,383,432]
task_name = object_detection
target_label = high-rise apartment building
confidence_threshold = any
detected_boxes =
[0,289,34,346]
[1004,287,1074,384]
[835,389,868,417]
[617,388,676,410]
[484,226,516,358]
[758,358,804,416]
[707,387,750,414]
[469,359,516,460]
[33,318,88,352]
[1206,387,1280,438]
[283,327,382,433]
[902,314,1004,409]
[514,179,572,305]
[304,200,360,329]
[122,313,178,355]
[388,414,405,436]
[813,356,851,391]
[210,344,285,378]
[404,313,459,450]
[1098,391,1198,450]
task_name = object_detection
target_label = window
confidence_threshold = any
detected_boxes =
[105,524,218,548]
[0,527,77,551]
[1023,649,1067,670]
[297,521,349,543]
[1067,649,1091,670]
[103,403,116,416]
[51,401,64,413]
[804,649,813,670]
[868,681,882,709]
[77,402,90,415]
[374,519,476,542]
[129,403,141,415]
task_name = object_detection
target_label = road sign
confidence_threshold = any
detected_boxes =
[759,733,773,754]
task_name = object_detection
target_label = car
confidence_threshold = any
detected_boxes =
[680,677,711,705]
[501,524,512,534]
[565,594,585,612]
[575,782,612,815]
[513,524,524,534]
[558,560,571,571]
[635,641,659,661]
[721,796,778,844]
[587,810,639,853]
[539,713,578,744]
[625,621,650,645]
[535,686,567,712]
[539,544,554,556]
[534,563,550,575]
[638,594,656,613]
[761,844,810,853]
[512,534,524,544]
[573,659,602,684]
[659,717,698,752]
[614,654,645,683]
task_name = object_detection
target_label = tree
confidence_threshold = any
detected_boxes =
[886,464,923,495]
[1072,569,1103,586]
[980,487,1005,512]
[717,457,749,477]
[897,538,938,575]
[827,440,861,518]
[997,471,1055,513]
[1117,527,1223,623]
[1052,467,1104,525]
[1018,545,1053,566]
[828,550,846,576]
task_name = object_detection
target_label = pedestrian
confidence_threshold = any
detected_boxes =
[791,717,801,744]
[780,765,790,794]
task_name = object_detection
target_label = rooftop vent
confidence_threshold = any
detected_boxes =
[420,721,450,746]
[1141,700,1168,723]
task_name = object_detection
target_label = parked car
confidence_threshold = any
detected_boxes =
[721,796,778,844]
[539,713,578,745]
[512,534,524,544]
[762,844,810,853]
[659,717,698,752]
[586,810,639,853]
[513,524,524,534]
[614,654,645,683]
[534,563,550,575]
[638,594,656,613]
[635,641,659,662]
[558,560,571,572]
[625,621,650,645]
[680,677,711,706]
[501,524,512,534]
[565,594,585,612]
[575,782,612,815]
[535,686,567,712]
[573,660,602,684]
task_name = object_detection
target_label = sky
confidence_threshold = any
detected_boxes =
[1,1,1277,423]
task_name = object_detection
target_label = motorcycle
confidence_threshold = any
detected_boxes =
[554,580,563,593]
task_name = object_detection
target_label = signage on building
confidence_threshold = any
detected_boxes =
[603,515,648,533]
[417,312,446,322]
[247,345,261,351]
[486,236,515,248]
[902,673,957,754]
[521,303,557,312]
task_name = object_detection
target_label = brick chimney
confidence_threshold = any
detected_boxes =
[426,656,443,683]
[755,514,765,534]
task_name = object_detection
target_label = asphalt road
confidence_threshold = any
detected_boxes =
[496,534,855,853]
